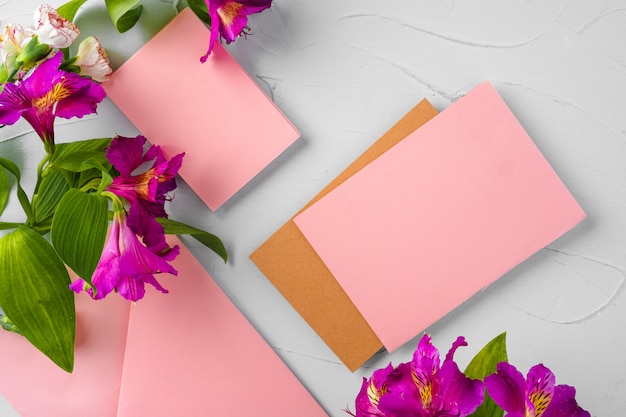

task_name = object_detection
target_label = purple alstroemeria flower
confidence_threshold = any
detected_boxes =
[201,0,272,62]
[70,208,178,301]
[348,335,484,417]
[0,51,105,153]
[485,362,591,417]
[105,135,184,255]
[348,364,394,417]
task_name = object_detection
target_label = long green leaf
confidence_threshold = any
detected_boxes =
[0,157,32,220]
[465,332,508,417]
[50,189,109,281]
[57,0,88,22]
[156,217,228,263]
[33,169,71,225]
[0,226,75,372]
[105,0,143,33]
[0,221,23,230]
[50,138,112,173]
[0,165,8,216]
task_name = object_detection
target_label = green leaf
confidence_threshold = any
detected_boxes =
[50,138,112,173]
[80,158,113,192]
[0,226,75,372]
[156,217,228,263]
[0,165,8,216]
[57,0,88,22]
[51,189,109,282]
[0,157,32,221]
[105,0,143,33]
[465,332,508,417]
[187,0,211,24]
[0,222,23,230]
[33,169,71,225]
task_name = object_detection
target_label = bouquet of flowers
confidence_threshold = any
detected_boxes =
[0,0,270,372]
[347,333,590,417]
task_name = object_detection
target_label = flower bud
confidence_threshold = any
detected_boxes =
[75,36,112,82]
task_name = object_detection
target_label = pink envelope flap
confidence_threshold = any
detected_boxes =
[103,8,300,211]
[294,82,586,352]
[116,237,327,417]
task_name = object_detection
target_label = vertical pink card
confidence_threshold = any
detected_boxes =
[116,238,327,417]
[103,8,299,211]
[294,82,585,352]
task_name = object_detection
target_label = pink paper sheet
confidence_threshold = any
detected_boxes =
[0,290,130,417]
[0,241,326,416]
[116,237,327,417]
[103,8,300,211]
[294,82,586,352]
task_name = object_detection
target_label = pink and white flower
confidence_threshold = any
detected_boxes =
[34,4,79,49]
[74,36,112,82]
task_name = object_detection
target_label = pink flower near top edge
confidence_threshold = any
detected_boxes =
[34,4,79,49]
[201,0,272,62]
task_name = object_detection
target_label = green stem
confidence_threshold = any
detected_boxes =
[33,153,51,196]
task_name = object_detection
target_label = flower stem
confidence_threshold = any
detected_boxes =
[33,153,51,196]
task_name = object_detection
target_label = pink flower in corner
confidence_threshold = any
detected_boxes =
[348,335,484,417]
[201,0,272,62]
[485,362,591,417]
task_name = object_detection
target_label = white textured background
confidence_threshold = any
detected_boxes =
[1,1,625,416]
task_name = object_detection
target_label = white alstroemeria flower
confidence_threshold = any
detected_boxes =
[74,36,112,82]
[1,23,34,62]
[34,4,79,49]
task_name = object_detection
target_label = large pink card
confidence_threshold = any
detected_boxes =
[103,8,300,211]
[294,82,586,352]
[0,291,130,417]
[116,237,327,417]
[0,242,325,416]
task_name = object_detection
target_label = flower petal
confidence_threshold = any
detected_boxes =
[485,362,527,415]
[105,135,149,177]
[525,364,555,417]
[542,385,591,417]
[435,360,484,417]
[54,79,106,119]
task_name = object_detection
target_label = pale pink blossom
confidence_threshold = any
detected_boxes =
[74,36,112,82]
[34,4,79,49]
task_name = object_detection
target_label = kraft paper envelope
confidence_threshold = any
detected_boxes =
[1,243,325,416]
[251,99,439,371]
[116,237,327,417]
[0,289,130,417]
[294,82,586,352]
[103,8,300,211]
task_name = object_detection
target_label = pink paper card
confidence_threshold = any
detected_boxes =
[294,82,586,352]
[116,237,327,417]
[0,291,130,417]
[103,8,300,211]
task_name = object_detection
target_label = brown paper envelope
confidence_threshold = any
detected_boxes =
[250,99,439,371]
